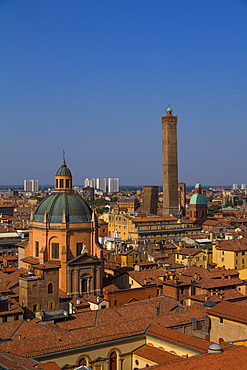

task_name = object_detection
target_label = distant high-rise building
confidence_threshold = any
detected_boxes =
[108,178,119,193]
[24,180,39,193]
[96,178,106,193]
[84,178,95,188]
[241,184,246,190]
[162,105,178,217]
[232,184,238,190]
[142,186,158,215]
[84,178,106,193]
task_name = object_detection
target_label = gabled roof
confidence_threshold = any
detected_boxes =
[67,252,101,265]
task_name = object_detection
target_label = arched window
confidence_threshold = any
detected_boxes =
[110,351,117,370]
[79,357,86,366]
[52,243,59,259]
[48,283,53,294]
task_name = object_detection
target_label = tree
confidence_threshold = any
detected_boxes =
[207,204,221,217]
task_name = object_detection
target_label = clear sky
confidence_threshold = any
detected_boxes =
[1,0,247,187]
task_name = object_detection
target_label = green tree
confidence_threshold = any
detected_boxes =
[237,199,243,206]
[207,204,221,217]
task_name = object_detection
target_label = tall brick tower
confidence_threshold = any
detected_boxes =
[162,105,179,217]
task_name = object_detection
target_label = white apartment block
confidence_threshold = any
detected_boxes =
[241,184,246,190]
[96,178,106,193]
[24,180,39,192]
[108,178,119,193]
[232,184,238,190]
[84,178,95,188]
[84,178,106,193]
[84,178,119,193]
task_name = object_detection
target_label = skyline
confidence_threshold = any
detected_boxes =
[1,0,247,186]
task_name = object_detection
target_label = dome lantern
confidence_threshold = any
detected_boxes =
[55,153,72,192]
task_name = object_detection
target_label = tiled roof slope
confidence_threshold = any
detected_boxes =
[208,300,247,324]
[139,345,247,369]
[0,319,150,357]
[0,351,38,370]
[147,324,212,354]
[133,344,180,363]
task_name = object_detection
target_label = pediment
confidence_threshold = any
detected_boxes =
[67,252,100,266]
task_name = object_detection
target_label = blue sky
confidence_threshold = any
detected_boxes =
[1,0,247,186]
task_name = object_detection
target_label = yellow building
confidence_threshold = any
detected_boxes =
[107,212,201,244]
[116,197,140,212]
[176,248,211,268]
[208,300,247,343]
[213,239,247,279]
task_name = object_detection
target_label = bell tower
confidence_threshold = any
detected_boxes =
[162,105,179,217]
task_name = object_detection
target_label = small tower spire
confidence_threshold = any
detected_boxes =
[62,150,66,166]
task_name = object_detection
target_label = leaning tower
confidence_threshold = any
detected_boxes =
[162,105,179,217]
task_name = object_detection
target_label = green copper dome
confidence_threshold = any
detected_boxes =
[195,182,202,189]
[56,159,72,177]
[167,105,172,112]
[33,192,92,223]
[190,193,207,205]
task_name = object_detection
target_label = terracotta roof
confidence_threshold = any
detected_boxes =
[0,319,150,357]
[197,277,243,290]
[182,266,239,279]
[103,283,120,291]
[36,361,62,369]
[146,324,212,353]
[215,238,247,251]
[189,289,246,303]
[141,346,247,369]
[21,256,39,264]
[2,268,28,288]
[133,344,180,363]
[208,300,247,324]
[127,270,170,286]
[0,351,38,370]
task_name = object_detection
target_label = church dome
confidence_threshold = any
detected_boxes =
[190,193,207,205]
[33,192,92,223]
[195,182,202,188]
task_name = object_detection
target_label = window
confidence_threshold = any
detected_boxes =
[52,243,59,259]
[110,352,117,370]
[236,252,239,257]
[33,304,37,312]
[48,283,53,294]
[78,358,86,366]
[220,318,223,323]
[222,251,224,255]
[66,179,70,188]
[56,179,58,188]
[35,242,39,257]
[242,252,245,256]
[77,243,82,256]
[243,259,245,264]
[114,300,117,306]
[59,179,64,188]
[221,258,224,262]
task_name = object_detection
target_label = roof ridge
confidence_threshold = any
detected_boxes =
[9,320,24,340]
